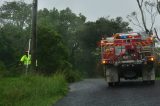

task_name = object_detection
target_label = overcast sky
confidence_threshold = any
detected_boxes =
[0,0,138,21]
[0,0,160,32]
[38,0,138,21]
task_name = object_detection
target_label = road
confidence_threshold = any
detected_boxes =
[54,79,160,106]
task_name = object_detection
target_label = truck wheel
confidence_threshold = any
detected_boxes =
[142,65,155,85]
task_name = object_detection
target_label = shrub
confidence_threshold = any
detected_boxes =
[62,69,82,83]
[0,74,68,106]
[0,61,6,77]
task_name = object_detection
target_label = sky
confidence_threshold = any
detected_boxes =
[37,0,138,21]
[0,0,138,21]
[0,0,160,32]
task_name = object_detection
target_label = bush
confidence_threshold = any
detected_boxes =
[0,74,68,106]
[62,69,83,83]
[0,61,6,77]
[155,63,160,78]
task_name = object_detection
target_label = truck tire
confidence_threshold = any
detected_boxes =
[105,65,119,87]
[142,64,155,85]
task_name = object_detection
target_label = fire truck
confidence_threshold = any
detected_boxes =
[100,32,156,86]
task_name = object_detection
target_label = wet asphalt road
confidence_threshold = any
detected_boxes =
[54,79,160,106]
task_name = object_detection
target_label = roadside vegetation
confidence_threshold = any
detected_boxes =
[0,74,68,106]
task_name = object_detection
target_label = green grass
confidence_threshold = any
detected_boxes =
[0,74,68,106]
[156,77,160,80]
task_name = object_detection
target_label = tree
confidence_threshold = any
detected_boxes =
[96,17,132,38]
[37,8,86,70]
[0,1,32,29]
[137,0,149,32]
[157,0,160,14]
[37,24,69,74]
[0,25,15,67]
[58,8,86,68]
[0,1,32,57]
[0,1,32,73]
[127,0,158,32]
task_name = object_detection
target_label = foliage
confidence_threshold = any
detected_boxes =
[61,69,83,83]
[0,1,32,71]
[0,74,68,106]
[37,24,68,74]
[37,8,86,74]
[0,61,6,77]
[0,1,32,29]
[0,1,132,77]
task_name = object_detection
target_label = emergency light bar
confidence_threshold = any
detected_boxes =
[120,35,127,39]
[115,33,141,39]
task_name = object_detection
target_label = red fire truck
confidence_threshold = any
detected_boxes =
[100,32,155,86]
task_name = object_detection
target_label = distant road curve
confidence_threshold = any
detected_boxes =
[54,79,160,106]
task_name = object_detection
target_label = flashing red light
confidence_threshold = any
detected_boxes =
[128,35,132,38]
[133,35,141,39]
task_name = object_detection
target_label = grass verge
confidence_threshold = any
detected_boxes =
[156,77,160,80]
[0,74,68,106]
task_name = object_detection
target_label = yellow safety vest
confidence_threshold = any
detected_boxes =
[20,54,31,65]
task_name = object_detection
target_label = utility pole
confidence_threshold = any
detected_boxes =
[31,0,38,70]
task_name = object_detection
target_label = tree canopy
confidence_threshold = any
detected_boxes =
[0,1,132,77]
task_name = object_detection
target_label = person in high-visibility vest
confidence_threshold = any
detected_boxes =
[20,51,31,66]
